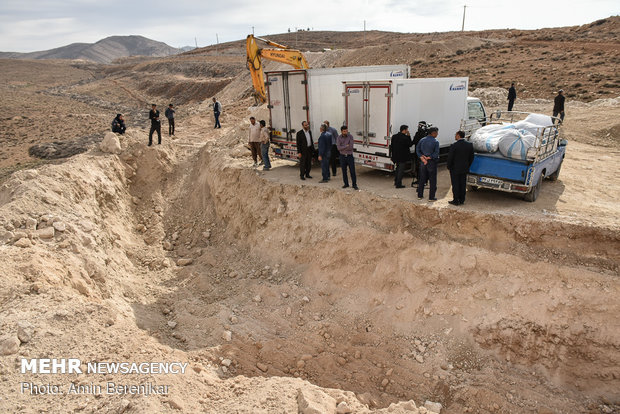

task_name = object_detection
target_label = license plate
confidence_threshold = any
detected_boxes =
[480,177,503,185]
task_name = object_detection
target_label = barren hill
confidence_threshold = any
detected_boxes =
[0,35,180,64]
[0,14,618,414]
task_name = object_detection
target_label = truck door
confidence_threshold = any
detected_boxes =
[344,81,391,158]
[266,70,309,160]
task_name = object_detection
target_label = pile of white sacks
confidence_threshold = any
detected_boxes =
[471,113,554,160]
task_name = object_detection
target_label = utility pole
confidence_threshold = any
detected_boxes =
[462,5,466,32]
[194,37,198,48]
[363,20,366,48]
[215,33,219,55]
[252,26,255,35]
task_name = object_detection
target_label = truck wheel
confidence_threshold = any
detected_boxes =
[524,176,542,202]
[548,161,562,181]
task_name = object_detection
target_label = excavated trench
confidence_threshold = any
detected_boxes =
[2,132,616,412]
[122,140,619,413]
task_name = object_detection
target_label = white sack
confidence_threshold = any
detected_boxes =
[498,129,537,160]
[471,124,512,153]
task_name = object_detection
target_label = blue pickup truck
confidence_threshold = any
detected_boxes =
[464,112,566,202]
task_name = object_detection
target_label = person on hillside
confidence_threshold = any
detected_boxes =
[447,130,475,206]
[148,104,161,146]
[390,124,413,189]
[212,97,222,128]
[508,82,517,111]
[259,119,271,171]
[111,114,126,134]
[337,126,358,190]
[248,116,262,166]
[324,120,340,177]
[295,121,314,180]
[416,126,440,201]
[317,124,332,183]
[553,89,565,124]
[165,104,175,136]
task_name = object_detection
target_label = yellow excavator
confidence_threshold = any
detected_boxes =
[246,34,310,104]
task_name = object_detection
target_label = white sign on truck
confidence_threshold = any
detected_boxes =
[343,77,472,171]
[265,65,409,160]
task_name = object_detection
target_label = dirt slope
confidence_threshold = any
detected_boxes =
[0,16,619,414]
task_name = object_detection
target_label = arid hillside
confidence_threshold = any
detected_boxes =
[0,16,618,414]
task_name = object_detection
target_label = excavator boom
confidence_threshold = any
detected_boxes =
[246,34,310,103]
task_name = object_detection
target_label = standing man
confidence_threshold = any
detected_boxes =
[295,121,313,180]
[259,120,271,171]
[410,121,428,186]
[248,117,262,166]
[148,104,161,146]
[317,124,331,183]
[553,89,565,124]
[324,120,339,177]
[416,126,440,201]
[165,104,175,136]
[212,97,222,128]
[390,124,413,188]
[337,126,358,190]
[447,130,475,206]
[508,82,517,112]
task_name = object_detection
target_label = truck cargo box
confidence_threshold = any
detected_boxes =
[265,65,409,161]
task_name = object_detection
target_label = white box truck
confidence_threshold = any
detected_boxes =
[265,65,410,160]
[343,77,487,171]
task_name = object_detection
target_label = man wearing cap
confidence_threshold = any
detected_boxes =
[148,104,161,146]
[553,89,565,124]
[165,104,175,136]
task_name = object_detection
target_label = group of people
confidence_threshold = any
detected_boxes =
[253,118,476,203]
[390,125,474,205]
[147,103,176,146]
[507,83,566,123]
[248,116,271,170]
[297,120,358,190]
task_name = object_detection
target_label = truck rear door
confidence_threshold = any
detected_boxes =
[266,70,309,160]
[344,81,392,159]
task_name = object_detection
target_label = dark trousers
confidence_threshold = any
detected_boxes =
[168,119,175,135]
[299,148,312,177]
[417,159,437,199]
[320,154,331,180]
[450,171,468,204]
[508,99,515,111]
[339,154,356,187]
[329,144,340,175]
[214,112,221,128]
[412,151,420,183]
[553,111,565,124]
[250,142,262,163]
[261,143,271,169]
[394,162,406,187]
[149,123,161,145]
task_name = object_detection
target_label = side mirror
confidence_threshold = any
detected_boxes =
[559,139,568,147]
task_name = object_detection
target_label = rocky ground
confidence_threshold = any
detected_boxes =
[0,18,619,414]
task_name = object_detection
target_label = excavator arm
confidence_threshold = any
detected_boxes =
[246,34,310,104]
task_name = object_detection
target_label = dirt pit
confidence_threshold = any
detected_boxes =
[1,117,618,413]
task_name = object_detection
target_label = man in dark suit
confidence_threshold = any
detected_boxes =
[295,121,313,180]
[389,124,413,188]
[507,82,517,111]
[447,130,475,205]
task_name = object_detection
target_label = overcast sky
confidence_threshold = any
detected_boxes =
[0,0,618,52]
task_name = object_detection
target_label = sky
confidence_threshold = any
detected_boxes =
[0,0,618,52]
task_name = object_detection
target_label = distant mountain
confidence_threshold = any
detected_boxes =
[0,35,181,64]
